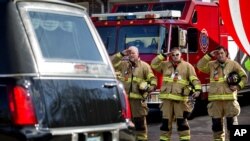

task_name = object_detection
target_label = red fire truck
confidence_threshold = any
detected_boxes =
[91,0,250,118]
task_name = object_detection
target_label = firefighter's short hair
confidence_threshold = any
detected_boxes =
[128,46,139,54]
[216,45,228,53]
[170,47,181,52]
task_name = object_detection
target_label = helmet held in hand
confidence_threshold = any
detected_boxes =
[226,71,241,86]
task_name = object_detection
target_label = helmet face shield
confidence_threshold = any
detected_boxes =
[226,71,241,86]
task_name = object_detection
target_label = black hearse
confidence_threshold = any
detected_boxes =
[0,0,134,140]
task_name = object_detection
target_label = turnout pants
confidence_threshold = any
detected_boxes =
[159,99,191,141]
[207,100,240,141]
[130,99,148,141]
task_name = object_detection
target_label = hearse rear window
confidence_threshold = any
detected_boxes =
[29,11,101,61]
[18,2,113,77]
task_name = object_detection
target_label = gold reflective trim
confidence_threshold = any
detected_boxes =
[194,85,201,90]
[113,61,121,68]
[147,73,154,80]
[129,92,143,99]
[239,71,246,77]
[208,94,237,101]
[210,77,225,82]
[158,54,165,60]
[189,75,198,81]
[239,81,244,88]
[214,139,223,141]
[160,136,170,141]
[136,134,148,140]
[204,54,211,60]
[133,77,143,83]
[163,77,189,85]
[159,93,188,101]
[180,135,191,140]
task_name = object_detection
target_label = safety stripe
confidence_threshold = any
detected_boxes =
[180,135,191,141]
[204,54,211,60]
[194,85,201,90]
[113,61,121,68]
[159,93,188,101]
[160,135,170,141]
[238,81,244,88]
[163,77,189,85]
[208,93,237,101]
[189,75,198,81]
[239,71,246,77]
[158,54,165,60]
[151,54,165,69]
[147,73,155,80]
[147,72,157,85]
[129,92,143,99]
[133,77,143,83]
[136,134,148,140]
[214,139,223,141]
[210,77,225,82]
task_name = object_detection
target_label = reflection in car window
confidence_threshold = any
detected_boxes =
[29,11,101,62]
[27,11,113,77]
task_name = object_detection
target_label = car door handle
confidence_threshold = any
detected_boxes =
[103,82,117,88]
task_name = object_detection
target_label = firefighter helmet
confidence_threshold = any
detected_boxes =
[226,71,241,86]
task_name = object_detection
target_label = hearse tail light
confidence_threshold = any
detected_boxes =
[9,86,38,125]
[117,82,132,119]
[121,88,132,119]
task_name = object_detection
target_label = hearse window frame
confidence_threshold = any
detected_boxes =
[17,2,113,78]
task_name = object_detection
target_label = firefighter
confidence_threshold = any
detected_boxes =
[197,46,248,141]
[151,47,201,141]
[111,46,157,141]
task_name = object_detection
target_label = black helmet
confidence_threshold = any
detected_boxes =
[226,71,241,86]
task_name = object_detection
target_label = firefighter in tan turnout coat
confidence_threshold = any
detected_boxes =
[151,47,201,141]
[111,46,157,141]
[197,46,248,141]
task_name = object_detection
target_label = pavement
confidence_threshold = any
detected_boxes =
[147,95,250,141]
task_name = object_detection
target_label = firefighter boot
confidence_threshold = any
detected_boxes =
[159,118,171,141]
[177,118,190,141]
[226,116,238,141]
[212,118,225,141]
[133,117,148,141]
